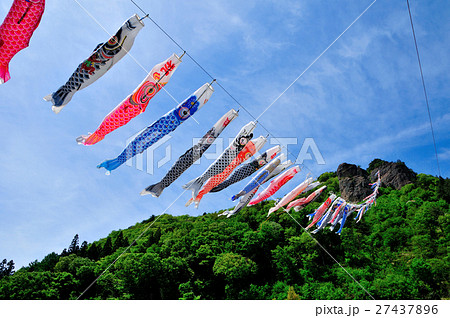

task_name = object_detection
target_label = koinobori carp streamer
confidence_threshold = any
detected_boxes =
[267,177,314,217]
[44,14,144,113]
[141,109,239,197]
[230,148,282,202]
[183,121,257,199]
[248,165,301,206]
[305,193,336,230]
[219,154,286,218]
[0,0,45,84]
[286,185,326,211]
[77,53,182,145]
[211,145,281,193]
[186,135,267,208]
[97,83,214,173]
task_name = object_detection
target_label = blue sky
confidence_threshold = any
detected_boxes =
[0,0,448,269]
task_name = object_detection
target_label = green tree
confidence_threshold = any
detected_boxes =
[79,241,88,257]
[87,242,100,261]
[100,237,113,258]
[0,259,14,278]
[213,253,257,284]
[68,234,80,255]
[113,232,128,250]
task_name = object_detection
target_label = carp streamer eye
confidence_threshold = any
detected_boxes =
[108,36,119,46]
[178,107,190,119]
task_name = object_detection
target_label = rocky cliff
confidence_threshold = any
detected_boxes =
[336,159,416,202]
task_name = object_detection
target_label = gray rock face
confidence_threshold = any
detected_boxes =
[369,161,416,190]
[335,160,417,202]
[337,163,372,202]
[337,163,368,179]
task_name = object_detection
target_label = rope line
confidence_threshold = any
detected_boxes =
[255,0,378,121]
[128,0,378,299]
[406,0,441,176]
[77,189,188,299]
[284,210,376,300]
[126,0,318,175]
[75,0,378,299]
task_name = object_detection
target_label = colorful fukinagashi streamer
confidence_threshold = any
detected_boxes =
[211,145,281,193]
[355,170,381,223]
[333,203,362,235]
[308,172,383,235]
[183,121,257,199]
[286,185,326,211]
[219,154,286,218]
[141,109,239,197]
[44,14,144,113]
[305,193,337,230]
[186,136,267,208]
[311,197,345,234]
[0,0,45,84]
[248,165,301,206]
[77,53,182,145]
[328,198,348,228]
[267,177,314,217]
[97,83,214,173]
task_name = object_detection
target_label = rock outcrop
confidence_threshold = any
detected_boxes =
[335,160,417,202]
[369,160,416,190]
[337,163,371,202]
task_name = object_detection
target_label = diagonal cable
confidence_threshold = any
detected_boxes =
[129,0,378,298]
[284,210,376,299]
[255,0,378,121]
[77,189,188,299]
[406,0,441,176]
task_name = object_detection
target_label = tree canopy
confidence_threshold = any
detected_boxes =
[0,170,448,300]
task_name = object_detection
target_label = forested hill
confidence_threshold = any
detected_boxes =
[1,159,449,300]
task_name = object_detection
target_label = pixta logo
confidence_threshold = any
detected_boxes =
[124,136,325,175]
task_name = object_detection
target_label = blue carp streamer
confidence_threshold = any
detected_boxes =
[98,83,213,173]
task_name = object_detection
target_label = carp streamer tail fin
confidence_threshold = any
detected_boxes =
[182,177,203,198]
[231,192,244,201]
[267,207,277,217]
[77,133,104,146]
[141,182,164,197]
[97,158,122,173]
[0,64,11,84]
[185,198,194,207]
[44,88,74,113]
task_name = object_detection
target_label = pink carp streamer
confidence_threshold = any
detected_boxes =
[248,165,301,206]
[286,185,326,211]
[0,0,45,84]
[267,177,314,217]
